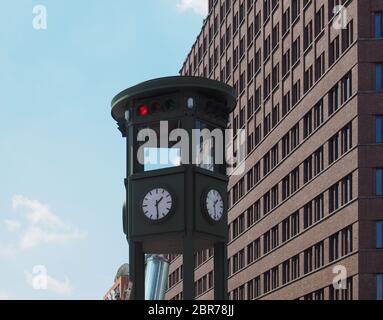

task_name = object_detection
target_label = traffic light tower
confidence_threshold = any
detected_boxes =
[111,77,236,300]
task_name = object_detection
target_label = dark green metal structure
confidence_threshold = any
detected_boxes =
[111,76,236,300]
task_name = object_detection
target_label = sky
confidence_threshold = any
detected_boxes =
[0,0,207,300]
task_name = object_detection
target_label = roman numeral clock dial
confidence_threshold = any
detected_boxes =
[142,188,173,221]
[204,189,224,222]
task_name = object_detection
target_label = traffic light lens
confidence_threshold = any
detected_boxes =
[152,102,161,113]
[138,104,149,117]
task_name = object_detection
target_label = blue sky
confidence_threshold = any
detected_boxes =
[0,0,206,300]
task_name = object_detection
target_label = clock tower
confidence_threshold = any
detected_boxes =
[111,76,236,300]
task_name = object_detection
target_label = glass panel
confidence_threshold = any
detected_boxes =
[376,117,383,143]
[377,222,383,249]
[376,64,383,90]
[194,120,224,173]
[135,120,183,173]
[375,12,383,38]
[377,274,383,300]
[144,148,181,172]
[376,169,383,196]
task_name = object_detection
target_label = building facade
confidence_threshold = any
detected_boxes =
[104,264,132,300]
[166,0,383,300]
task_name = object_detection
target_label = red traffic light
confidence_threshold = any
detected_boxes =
[138,104,149,117]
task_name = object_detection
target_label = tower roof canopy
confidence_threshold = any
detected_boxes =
[111,76,237,123]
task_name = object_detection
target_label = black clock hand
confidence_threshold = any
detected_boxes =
[155,202,159,219]
[155,197,164,219]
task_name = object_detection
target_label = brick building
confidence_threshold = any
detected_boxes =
[165,0,383,300]
[104,264,132,300]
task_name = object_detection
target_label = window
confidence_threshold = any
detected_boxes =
[303,111,313,138]
[291,211,300,237]
[313,194,324,222]
[304,156,313,183]
[329,133,339,164]
[376,64,383,90]
[376,116,383,143]
[272,24,279,49]
[313,100,324,128]
[314,147,324,176]
[292,80,301,106]
[304,66,313,93]
[264,271,271,293]
[292,0,300,21]
[374,12,383,38]
[282,91,291,116]
[291,168,300,193]
[271,267,279,290]
[292,37,300,64]
[329,84,340,115]
[315,6,324,36]
[377,274,383,300]
[291,124,300,150]
[282,133,290,158]
[329,182,340,213]
[282,49,290,76]
[341,226,353,256]
[304,202,313,228]
[271,225,279,249]
[282,175,290,200]
[271,185,279,209]
[264,230,271,254]
[282,8,290,34]
[263,0,271,20]
[341,72,352,103]
[264,152,271,175]
[342,21,353,51]
[272,64,279,89]
[282,217,290,242]
[272,104,280,127]
[291,255,300,280]
[264,35,271,59]
[271,144,279,168]
[330,277,353,300]
[376,168,383,196]
[304,247,313,274]
[304,21,313,50]
[377,221,383,249]
[329,233,339,262]
[315,53,325,80]
[239,249,245,270]
[341,123,352,153]
[282,260,290,284]
[329,36,340,66]
[314,242,324,269]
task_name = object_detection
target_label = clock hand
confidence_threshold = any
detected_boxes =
[155,201,159,219]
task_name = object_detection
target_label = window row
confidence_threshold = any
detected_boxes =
[230,224,354,299]
[228,173,354,260]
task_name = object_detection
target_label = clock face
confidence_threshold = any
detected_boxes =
[142,188,173,221]
[205,189,224,222]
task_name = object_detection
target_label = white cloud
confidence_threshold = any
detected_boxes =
[25,271,74,296]
[4,219,21,232]
[176,0,208,16]
[20,226,86,249]
[9,195,87,249]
